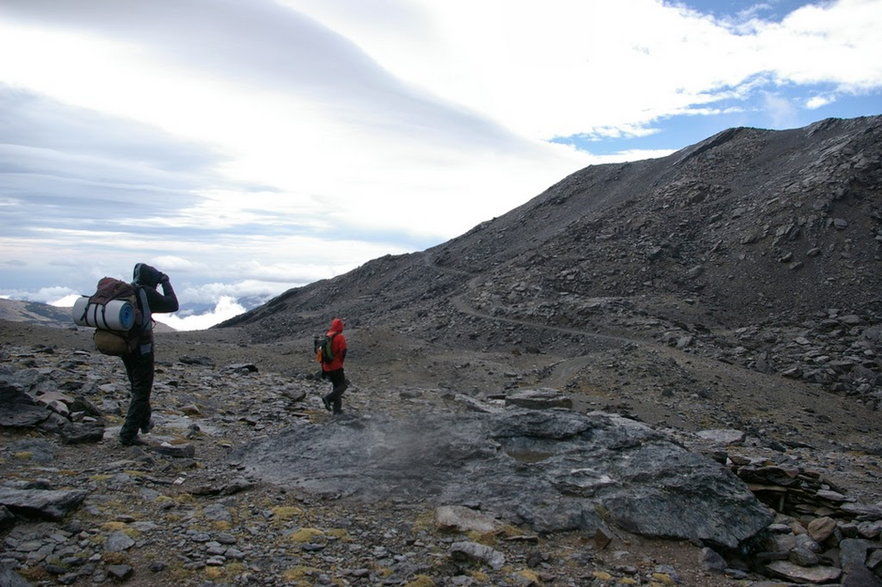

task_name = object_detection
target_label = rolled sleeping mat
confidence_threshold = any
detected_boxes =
[72,296,135,331]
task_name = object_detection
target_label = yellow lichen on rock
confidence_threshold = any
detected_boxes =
[651,572,677,585]
[271,505,304,521]
[404,575,436,587]
[289,527,325,542]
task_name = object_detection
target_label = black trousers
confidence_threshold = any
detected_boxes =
[120,350,154,440]
[323,368,347,413]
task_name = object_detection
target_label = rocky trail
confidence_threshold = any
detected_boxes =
[431,254,634,352]
[2,318,881,586]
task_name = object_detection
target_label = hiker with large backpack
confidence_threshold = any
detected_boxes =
[316,318,348,414]
[117,263,179,445]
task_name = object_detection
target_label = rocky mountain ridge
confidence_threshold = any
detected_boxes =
[0,299,72,327]
[223,116,882,408]
[226,116,882,329]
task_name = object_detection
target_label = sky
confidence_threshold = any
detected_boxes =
[1,0,880,330]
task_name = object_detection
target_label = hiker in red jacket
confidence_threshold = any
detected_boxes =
[321,318,348,414]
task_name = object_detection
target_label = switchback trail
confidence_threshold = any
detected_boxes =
[421,252,642,350]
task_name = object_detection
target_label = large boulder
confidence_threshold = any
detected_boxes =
[0,381,51,427]
[234,406,773,548]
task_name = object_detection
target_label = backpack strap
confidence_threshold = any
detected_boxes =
[136,285,153,333]
[133,285,155,355]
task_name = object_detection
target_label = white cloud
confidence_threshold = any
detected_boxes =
[762,92,800,128]
[141,256,199,273]
[0,4,589,247]
[763,0,882,90]
[161,296,246,331]
[806,94,836,109]
[288,0,882,139]
[50,293,81,307]
[589,149,677,164]
[10,287,78,305]
[180,280,288,304]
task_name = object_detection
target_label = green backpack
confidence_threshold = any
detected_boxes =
[314,333,335,364]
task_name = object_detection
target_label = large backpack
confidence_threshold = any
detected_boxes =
[72,277,151,356]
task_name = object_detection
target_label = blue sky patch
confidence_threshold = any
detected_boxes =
[673,0,814,23]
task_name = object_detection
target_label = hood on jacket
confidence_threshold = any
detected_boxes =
[133,263,162,287]
[327,318,344,334]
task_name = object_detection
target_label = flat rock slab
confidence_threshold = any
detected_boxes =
[0,487,88,520]
[766,560,842,584]
[435,505,507,534]
[234,407,773,548]
[505,388,573,409]
[0,383,50,427]
[696,428,746,445]
[151,442,196,458]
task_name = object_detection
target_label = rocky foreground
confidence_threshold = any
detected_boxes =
[0,321,881,587]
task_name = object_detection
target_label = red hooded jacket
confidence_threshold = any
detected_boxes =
[322,318,347,372]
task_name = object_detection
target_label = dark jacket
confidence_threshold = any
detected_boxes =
[136,281,179,345]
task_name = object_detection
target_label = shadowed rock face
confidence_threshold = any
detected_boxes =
[233,405,773,549]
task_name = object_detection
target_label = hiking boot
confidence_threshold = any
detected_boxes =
[322,396,332,411]
[140,419,154,434]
